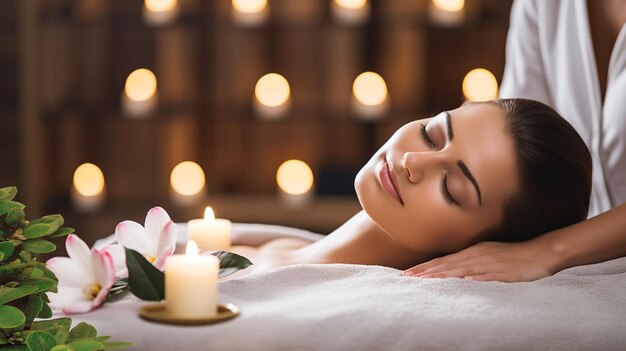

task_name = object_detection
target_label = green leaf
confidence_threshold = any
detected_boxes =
[1,345,29,351]
[125,248,164,301]
[0,187,17,201]
[27,215,63,237]
[0,285,38,305]
[6,208,25,227]
[21,239,56,254]
[24,295,44,326]
[46,327,69,346]
[23,224,54,239]
[50,346,73,351]
[68,340,105,351]
[26,331,57,351]
[213,251,254,278]
[38,302,53,319]
[0,331,7,344]
[50,227,75,239]
[102,341,133,350]
[31,318,72,333]
[0,305,26,329]
[68,323,97,340]
[0,201,25,216]
[0,240,15,262]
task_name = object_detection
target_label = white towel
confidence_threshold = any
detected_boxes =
[72,223,626,350]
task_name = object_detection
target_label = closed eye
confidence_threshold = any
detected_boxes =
[419,123,435,149]
[442,174,459,206]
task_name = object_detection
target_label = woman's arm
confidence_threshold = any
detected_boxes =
[402,202,626,282]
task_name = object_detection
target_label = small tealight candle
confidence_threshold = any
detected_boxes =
[331,0,370,25]
[276,159,314,207]
[428,0,465,27]
[143,0,180,26]
[71,163,106,212]
[351,71,389,121]
[187,207,232,251]
[165,241,219,318]
[231,0,269,27]
[253,73,291,120]
[121,68,158,119]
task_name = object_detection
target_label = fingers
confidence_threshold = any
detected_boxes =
[401,250,469,276]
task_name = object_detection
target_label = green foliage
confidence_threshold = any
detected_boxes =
[214,250,254,278]
[0,187,131,350]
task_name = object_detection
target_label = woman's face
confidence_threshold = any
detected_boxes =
[355,102,520,254]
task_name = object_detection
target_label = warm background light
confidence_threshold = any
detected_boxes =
[144,0,177,13]
[276,160,314,195]
[125,68,157,102]
[232,0,267,14]
[462,68,498,102]
[334,0,367,10]
[73,163,105,197]
[170,161,206,196]
[432,0,465,12]
[353,72,388,106]
[255,73,291,107]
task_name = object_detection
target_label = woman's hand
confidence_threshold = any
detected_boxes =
[401,240,557,282]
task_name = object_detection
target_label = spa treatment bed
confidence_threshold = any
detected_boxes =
[74,223,626,350]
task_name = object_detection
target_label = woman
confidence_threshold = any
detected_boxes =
[403,0,626,282]
[228,98,592,278]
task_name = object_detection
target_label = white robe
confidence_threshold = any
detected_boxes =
[499,0,626,217]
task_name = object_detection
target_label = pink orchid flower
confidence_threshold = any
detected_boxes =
[46,234,115,314]
[103,207,177,277]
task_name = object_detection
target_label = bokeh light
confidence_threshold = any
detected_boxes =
[125,68,157,102]
[334,0,367,10]
[432,0,464,12]
[232,0,267,14]
[353,72,388,106]
[170,161,206,196]
[73,163,105,197]
[462,68,498,102]
[276,160,314,195]
[255,73,291,107]
[144,0,177,13]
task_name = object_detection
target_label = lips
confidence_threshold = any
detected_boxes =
[379,158,403,205]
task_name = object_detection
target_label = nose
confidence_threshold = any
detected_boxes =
[401,151,440,183]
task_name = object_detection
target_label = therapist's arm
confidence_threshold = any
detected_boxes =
[402,202,626,282]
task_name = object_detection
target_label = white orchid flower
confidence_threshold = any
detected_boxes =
[46,234,115,314]
[103,207,177,277]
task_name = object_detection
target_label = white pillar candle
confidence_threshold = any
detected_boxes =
[71,163,106,212]
[142,0,180,26]
[121,68,158,119]
[253,73,291,120]
[165,241,219,318]
[351,71,389,121]
[187,207,232,251]
[231,0,269,27]
[428,0,465,27]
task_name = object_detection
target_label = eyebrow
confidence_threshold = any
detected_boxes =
[457,160,482,206]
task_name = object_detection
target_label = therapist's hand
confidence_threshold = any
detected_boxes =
[401,240,556,282]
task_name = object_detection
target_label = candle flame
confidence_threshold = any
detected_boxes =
[353,72,388,106]
[73,163,105,197]
[462,68,498,102]
[204,206,215,223]
[276,159,314,195]
[186,240,199,256]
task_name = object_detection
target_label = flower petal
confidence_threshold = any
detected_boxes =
[102,244,128,278]
[153,221,177,270]
[62,301,96,314]
[144,207,172,248]
[91,249,115,291]
[46,257,91,288]
[115,220,154,254]
[47,286,85,311]
[65,234,93,280]
[92,279,112,308]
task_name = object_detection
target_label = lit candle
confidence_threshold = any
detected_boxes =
[187,207,232,251]
[429,0,465,27]
[276,159,314,207]
[462,68,498,102]
[253,73,291,120]
[351,71,389,121]
[169,161,206,206]
[231,0,269,27]
[71,163,105,212]
[143,0,179,26]
[165,240,219,318]
[331,0,370,25]
[121,68,158,119]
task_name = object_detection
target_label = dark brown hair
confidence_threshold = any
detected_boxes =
[478,98,592,243]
